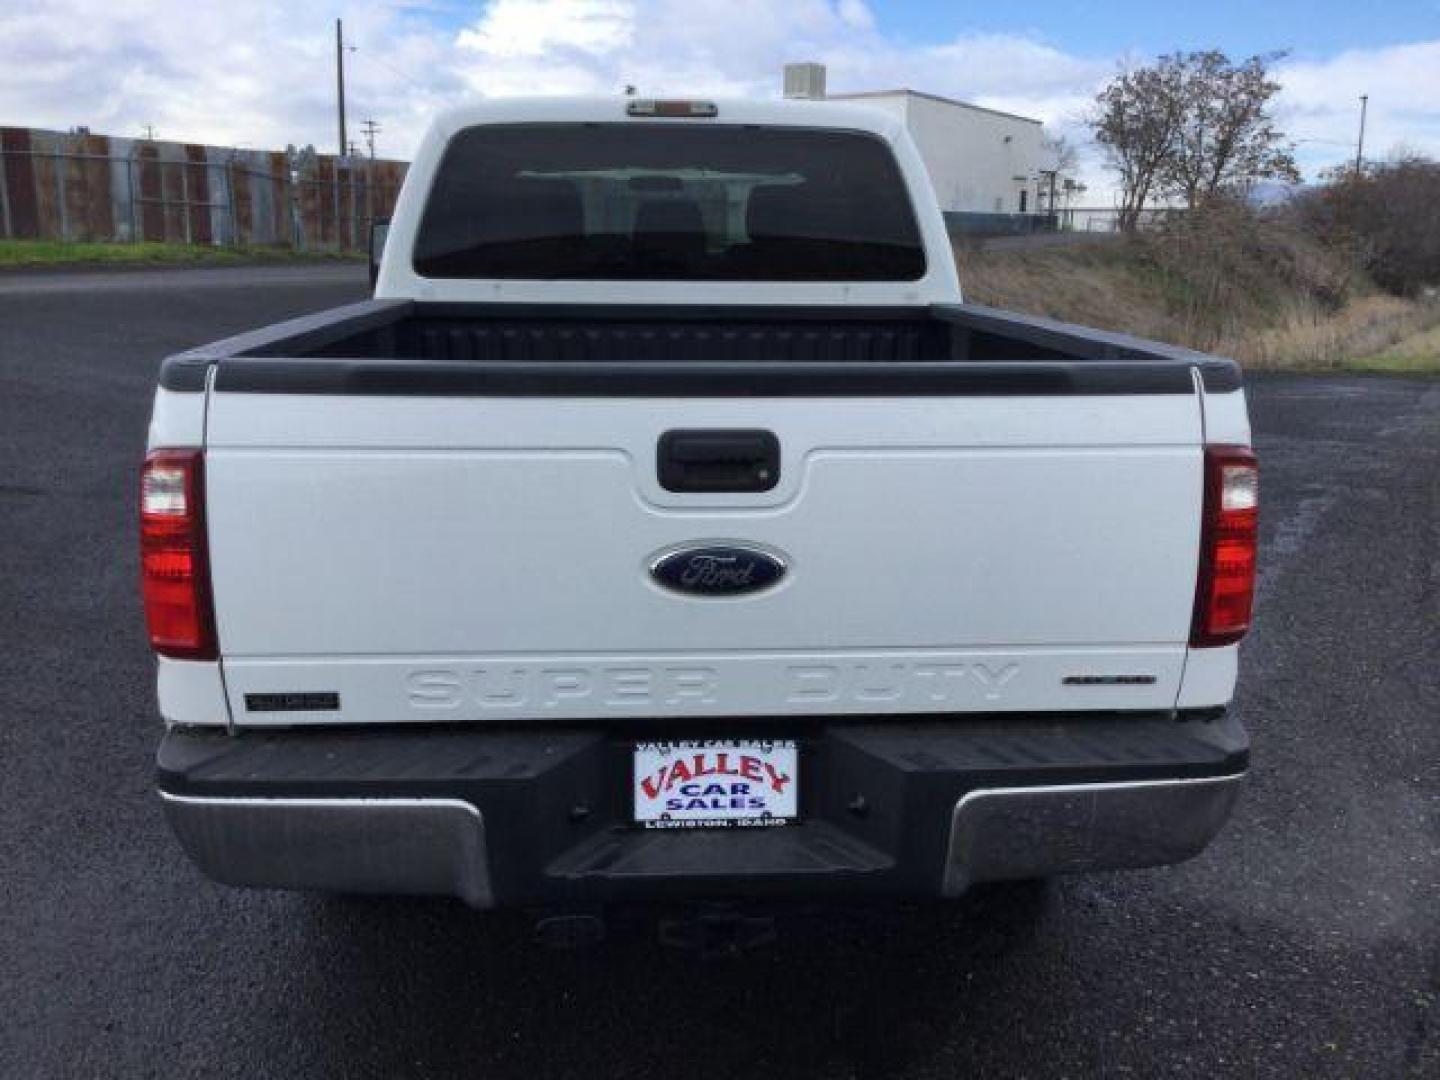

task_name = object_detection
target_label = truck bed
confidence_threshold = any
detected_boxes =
[153,298,1248,727]
[160,301,1240,395]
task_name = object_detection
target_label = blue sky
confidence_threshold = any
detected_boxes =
[408,0,1440,62]
[3,0,1438,195]
[869,0,1438,60]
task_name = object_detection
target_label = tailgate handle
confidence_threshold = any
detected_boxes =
[657,429,780,493]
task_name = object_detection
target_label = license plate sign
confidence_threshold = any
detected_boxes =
[633,740,798,828]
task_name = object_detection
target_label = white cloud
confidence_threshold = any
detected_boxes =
[836,0,875,31]
[0,0,1107,158]
[0,0,465,155]
[456,0,634,59]
[1277,42,1440,175]
[1,0,1437,200]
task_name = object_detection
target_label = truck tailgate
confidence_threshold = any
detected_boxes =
[204,387,1204,724]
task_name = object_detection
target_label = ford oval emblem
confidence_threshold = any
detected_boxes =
[650,543,788,597]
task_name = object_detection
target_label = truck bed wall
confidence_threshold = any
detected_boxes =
[297,306,970,366]
[161,300,1240,396]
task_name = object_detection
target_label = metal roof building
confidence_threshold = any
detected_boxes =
[783,64,1048,220]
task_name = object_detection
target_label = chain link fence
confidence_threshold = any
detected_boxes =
[0,127,406,251]
[1058,206,1189,233]
[943,206,1187,238]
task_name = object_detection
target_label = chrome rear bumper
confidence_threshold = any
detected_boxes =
[160,794,493,907]
[160,773,1242,908]
[158,714,1247,906]
[943,773,1244,895]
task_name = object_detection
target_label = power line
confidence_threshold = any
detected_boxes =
[349,45,430,94]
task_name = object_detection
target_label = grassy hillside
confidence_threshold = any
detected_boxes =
[958,231,1440,374]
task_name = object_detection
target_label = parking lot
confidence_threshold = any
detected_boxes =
[1,264,1435,1078]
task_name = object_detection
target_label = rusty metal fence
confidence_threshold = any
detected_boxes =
[0,127,407,251]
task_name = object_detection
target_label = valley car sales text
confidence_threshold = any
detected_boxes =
[636,743,794,826]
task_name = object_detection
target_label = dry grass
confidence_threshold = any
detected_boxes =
[958,242,1183,345]
[1347,318,1440,374]
[1225,294,1440,371]
[958,235,1440,373]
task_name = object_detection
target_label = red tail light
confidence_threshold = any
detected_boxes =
[1191,446,1258,647]
[140,449,216,659]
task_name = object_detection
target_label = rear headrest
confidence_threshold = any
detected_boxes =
[634,199,704,237]
[633,199,706,266]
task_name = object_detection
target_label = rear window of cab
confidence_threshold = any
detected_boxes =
[412,123,927,282]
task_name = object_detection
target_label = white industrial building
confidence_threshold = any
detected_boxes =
[783,63,1051,221]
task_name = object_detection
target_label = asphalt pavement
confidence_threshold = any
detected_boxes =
[1,265,1435,1079]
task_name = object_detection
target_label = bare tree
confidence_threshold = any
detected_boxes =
[1091,58,1187,231]
[1043,131,1079,177]
[1092,51,1300,229]
[1037,130,1080,216]
[1164,51,1299,207]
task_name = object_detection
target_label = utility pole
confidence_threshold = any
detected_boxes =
[1355,94,1368,176]
[360,118,381,160]
[336,18,348,159]
[1038,169,1058,219]
[359,119,380,229]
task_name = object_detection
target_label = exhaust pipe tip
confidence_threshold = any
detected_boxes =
[659,906,778,956]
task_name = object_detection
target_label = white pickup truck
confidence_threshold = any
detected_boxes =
[144,98,1256,934]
